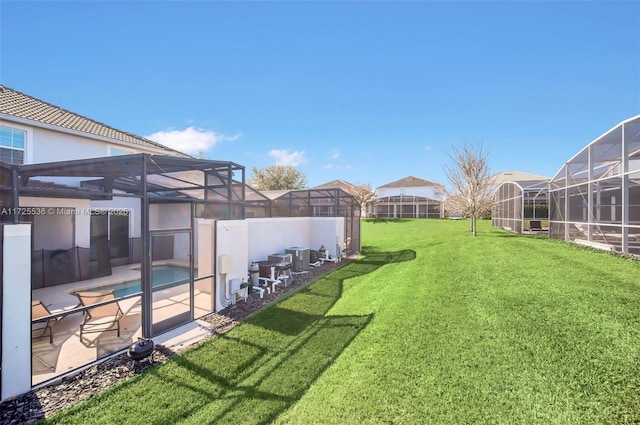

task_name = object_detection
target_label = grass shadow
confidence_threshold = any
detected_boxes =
[44,247,413,424]
[363,218,413,224]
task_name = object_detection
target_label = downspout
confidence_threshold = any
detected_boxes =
[215,220,233,309]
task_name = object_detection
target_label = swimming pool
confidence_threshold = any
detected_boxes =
[83,265,191,298]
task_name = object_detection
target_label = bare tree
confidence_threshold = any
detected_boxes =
[443,143,495,236]
[346,182,377,217]
[248,165,307,190]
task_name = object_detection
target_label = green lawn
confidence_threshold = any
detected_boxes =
[45,219,640,424]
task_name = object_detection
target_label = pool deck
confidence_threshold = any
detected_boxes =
[31,262,212,386]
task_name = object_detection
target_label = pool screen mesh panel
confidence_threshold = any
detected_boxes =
[0,154,245,290]
[245,187,361,255]
[1,154,246,220]
[492,180,549,234]
[373,195,443,219]
[547,115,640,255]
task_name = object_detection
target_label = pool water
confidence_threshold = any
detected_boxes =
[86,265,191,298]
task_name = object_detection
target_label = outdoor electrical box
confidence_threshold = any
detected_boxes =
[218,255,232,275]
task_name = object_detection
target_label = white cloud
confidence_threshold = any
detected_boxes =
[324,164,333,169]
[269,149,307,166]
[331,149,340,160]
[424,145,433,151]
[145,126,240,155]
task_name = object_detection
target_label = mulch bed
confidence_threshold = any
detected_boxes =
[0,260,348,425]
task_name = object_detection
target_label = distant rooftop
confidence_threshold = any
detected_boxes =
[258,189,292,200]
[377,175,443,189]
[493,171,550,185]
[311,179,357,192]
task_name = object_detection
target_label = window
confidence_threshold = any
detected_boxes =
[109,147,134,156]
[0,126,26,164]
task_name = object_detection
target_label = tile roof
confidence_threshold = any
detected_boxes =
[0,85,188,157]
[311,179,357,192]
[377,175,443,189]
[25,179,90,193]
[257,189,292,200]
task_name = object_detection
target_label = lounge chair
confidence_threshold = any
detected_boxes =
[31,300,60,344]
[76,291,124,340]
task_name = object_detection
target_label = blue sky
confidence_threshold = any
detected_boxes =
[1,1,639,188]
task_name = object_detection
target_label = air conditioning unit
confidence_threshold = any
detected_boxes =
[285,247,310,272]
[268,253,292,264]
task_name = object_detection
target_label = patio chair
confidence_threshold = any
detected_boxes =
[76,291,124,340]
[31,300,60,344]
[529,220,542,231]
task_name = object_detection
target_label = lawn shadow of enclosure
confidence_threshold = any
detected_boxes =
[190,247,416,424]
[44,248,415,425]
[363,218,414,224]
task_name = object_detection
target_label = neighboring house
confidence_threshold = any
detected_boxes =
[310,179,363,220]
[371,176,445,219]
[311,179,357,193]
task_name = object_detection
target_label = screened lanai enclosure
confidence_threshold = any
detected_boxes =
[1,153,244,386]
[492,180,549,233]
[549,115,640,254]
[0,154,361,394]
[248,188,361,257]
[371,195,443,219]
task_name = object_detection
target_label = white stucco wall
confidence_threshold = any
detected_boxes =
[28,124,167,164]
[1,224,32,401]
[32,127,110,163]
[246,217,311,262]
[210,217,344,312]
[309,217,345,258]
[246,217,345,262]
[214,220,249,312]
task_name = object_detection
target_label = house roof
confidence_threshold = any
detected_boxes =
[0,85,188,157]
[492,171,550,185]
[258,189,292,200]
[311,179,357,192]
[377,175,443,189]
